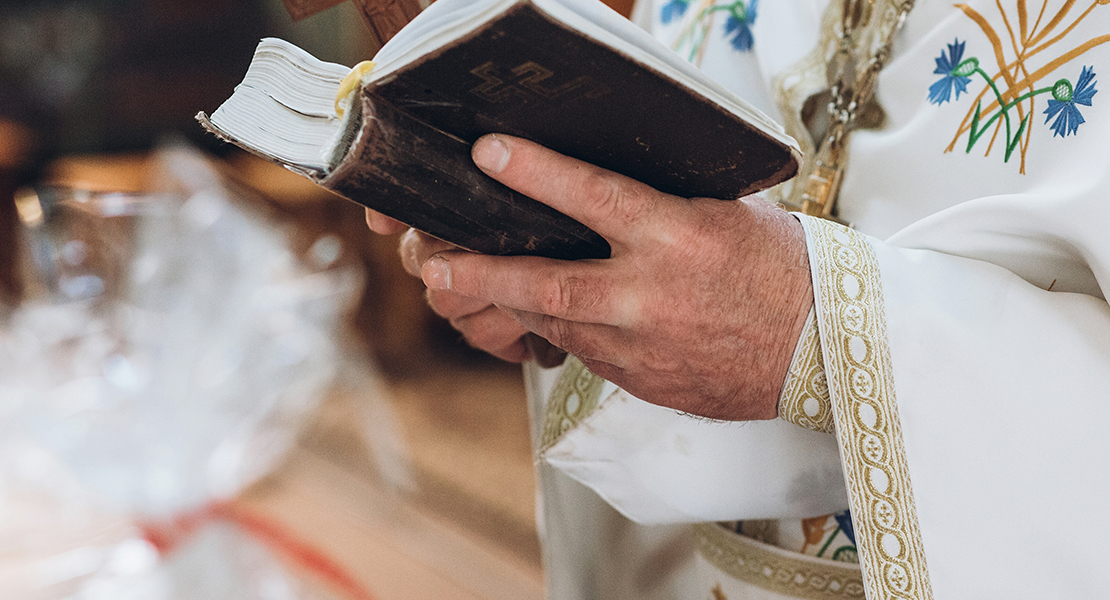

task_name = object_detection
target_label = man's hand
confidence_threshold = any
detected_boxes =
[397,228,539,363]
[366,206,541,363]
[365,207,407,235]
[416,134,813,421]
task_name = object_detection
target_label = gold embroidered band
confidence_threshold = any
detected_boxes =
[540,355,605,450]
[803,216,933,600]
[695,522,865,599]
[779,308,834,434]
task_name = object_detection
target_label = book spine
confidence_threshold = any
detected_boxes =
[322,93,610,260]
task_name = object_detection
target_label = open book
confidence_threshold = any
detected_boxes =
[199,0,800,260]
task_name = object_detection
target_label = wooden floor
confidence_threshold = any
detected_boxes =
[240,358,545,600]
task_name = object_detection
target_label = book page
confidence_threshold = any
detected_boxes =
[205,38,349,172]
[372,0,510,70]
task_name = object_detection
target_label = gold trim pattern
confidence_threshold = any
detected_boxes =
[803,216,932,600]
[539,356,605,450]
[694,523,864,599]
[778,309,834,434]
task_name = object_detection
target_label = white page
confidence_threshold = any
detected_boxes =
[208,38,349,170]
[244,38,349,118]
[372,0,511,70]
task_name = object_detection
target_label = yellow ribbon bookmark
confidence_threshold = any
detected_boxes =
[335,60,376,118]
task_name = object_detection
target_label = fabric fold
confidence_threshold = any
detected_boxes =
[540,358,849,524]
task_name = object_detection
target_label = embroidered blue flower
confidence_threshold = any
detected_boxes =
[1043,65,1098,137]
[660,0,691,24]
[928,39,973,105]
[833,510,856,546]
[723,0,758,51]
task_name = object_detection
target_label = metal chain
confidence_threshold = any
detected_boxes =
[789,0,915,222]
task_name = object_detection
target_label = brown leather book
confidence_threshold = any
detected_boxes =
[199,0,800,260]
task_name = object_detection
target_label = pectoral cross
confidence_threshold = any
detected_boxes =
[790,81,887,223]
[784,0,913,224]
[794,92,888,222]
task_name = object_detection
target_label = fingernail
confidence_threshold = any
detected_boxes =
[472,135,509,174]
[423,255,451,290]
[399,229,419,275]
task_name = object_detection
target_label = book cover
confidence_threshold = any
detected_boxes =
[202,1,800,260]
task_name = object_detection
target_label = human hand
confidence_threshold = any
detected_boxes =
[368,201,566,364]
[364,208,407,235]
[397,229,541,363]
[419,134,813,421]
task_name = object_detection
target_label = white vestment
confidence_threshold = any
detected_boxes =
[526,0,1110,598]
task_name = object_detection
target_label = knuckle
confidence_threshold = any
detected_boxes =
[540,320,609,364]
[579,170,621,211]
[641,345,684,375]
[537,274,595,318]
[579,170,650,228]
[536,277,567,316]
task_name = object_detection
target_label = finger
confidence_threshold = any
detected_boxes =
[425,288,493,320]
[508,308,626,367]
[365,208,407,235]
[489,339,529,363]
[450,304,530,361]
[399,229,461,277]
[577,357,625,389]
[422,250,632,325]
[472,134,675,244]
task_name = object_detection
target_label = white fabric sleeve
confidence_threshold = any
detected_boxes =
[798,184,1110,598]
[537,356,849,524]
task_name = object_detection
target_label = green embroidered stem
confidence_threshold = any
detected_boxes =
[965,65,1055,161]
[816,525,843,558]
[687,21,709,61]
[675,5,711,62]
[706,2,747,21]
[675,1,751,61]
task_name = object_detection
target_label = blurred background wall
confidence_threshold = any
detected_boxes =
[0,0,375,157]
[0,0,469,375]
